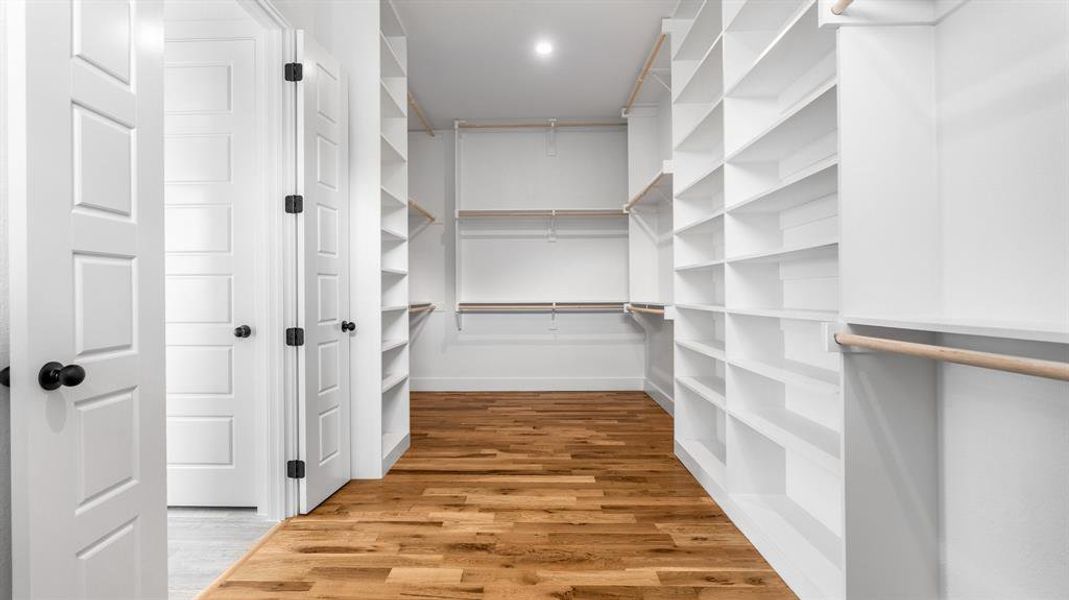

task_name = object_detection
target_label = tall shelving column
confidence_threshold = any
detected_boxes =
[670,0,844,598]
[379,0,410,475]
[670,0,730,494]
[722,0,841,597]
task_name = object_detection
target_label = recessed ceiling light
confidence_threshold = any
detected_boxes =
[534,40,554,57]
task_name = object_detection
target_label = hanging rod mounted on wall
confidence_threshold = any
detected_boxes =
[407,90,435,137]
[834,332,1069,382]
[457,302,626,313]
[831,0,854,15]
[408,198,437,222]
[626,302,666,316]
[457,120,625,130]
[409,302,436,313]
[623,32,668,115]
[456,208,627,219]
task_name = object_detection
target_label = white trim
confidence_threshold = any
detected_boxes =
[411,377,645,392]
[644,378,674,415]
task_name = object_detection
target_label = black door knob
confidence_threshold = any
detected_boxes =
[0,367,9,388]
[38,362,86,391]
[234,325,253,338]
[341,320,356,332]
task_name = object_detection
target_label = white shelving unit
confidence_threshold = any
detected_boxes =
[355,0,410,478]
[671,1,843,598]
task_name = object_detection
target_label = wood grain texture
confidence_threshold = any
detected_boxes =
[202,392,797,599]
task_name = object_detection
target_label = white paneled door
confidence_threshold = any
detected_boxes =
[7,0,168,597]
[297,31,352,513]
[163,23,261,507]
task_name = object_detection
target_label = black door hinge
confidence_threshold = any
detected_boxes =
[287,460,305,479]
[285,327,304,347]
[284,62,303,82]
[285,194,304,214]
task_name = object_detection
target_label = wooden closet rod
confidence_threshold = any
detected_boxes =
[408,199,436,222]
[458,120,625,130]
[831,0,854,15]
[456,208,626,218]
[409,302,436,313]
[628,305,665,316]
[834,332,1069,382]
[624,171,670,211]
[624,33,667,113]
[407,91,435,137]
[458,302,626,312]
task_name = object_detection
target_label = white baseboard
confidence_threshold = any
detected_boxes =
[411,376,645,392]
[644,378,674,415]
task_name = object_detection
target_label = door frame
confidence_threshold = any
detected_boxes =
[162,0,298,520]
[232,0,297,521]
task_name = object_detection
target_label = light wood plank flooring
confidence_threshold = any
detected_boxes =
[168,508,275,599]
[203,391,797,599]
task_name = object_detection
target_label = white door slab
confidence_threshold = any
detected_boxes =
[296,31,351,513]
[164,22,261,507]
[6,0,167,597]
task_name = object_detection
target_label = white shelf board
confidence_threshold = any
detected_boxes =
[678,438,727,485]
[675,160,724,200]
[380,80,406,118]
[673,210,724,236]
[676,339,726,361]
[676,259,725,272]
[677,375,727,409]
[381,185,406,208]
[381,226,407,242]
[725,0,804,33]
[728,356,839,394]
[380,32,405,77]
[673,35,724,105]
[731,493,843,592]
[727,239,837,264]
[728,156,838,214]
[726,1,832,99]
[673,0,722,61]
[730,404,841,475]
[381,372,408,393]
[727,306,838,323]
[382,430,408,461]
[382,266,408,277]
[381,338,408,352]
[675,99,724,153]
[380,1,406,37]
[382,304,409,313]
[843,314,1069,345]
[675,303,726,313]
[726,79,837,164]
[381,133,407,163]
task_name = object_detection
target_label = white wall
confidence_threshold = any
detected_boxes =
[0,0,13,595]
[408,130,646,391]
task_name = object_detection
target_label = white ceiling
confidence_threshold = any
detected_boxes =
[394,0,678,130]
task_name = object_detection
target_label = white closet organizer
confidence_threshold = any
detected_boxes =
[355,0,410,478]
[452,120,630,326]
[670,0,844,597]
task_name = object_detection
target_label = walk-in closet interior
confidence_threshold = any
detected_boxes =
[1,0,1066,598]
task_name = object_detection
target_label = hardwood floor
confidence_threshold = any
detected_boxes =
[203,392,797,599]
